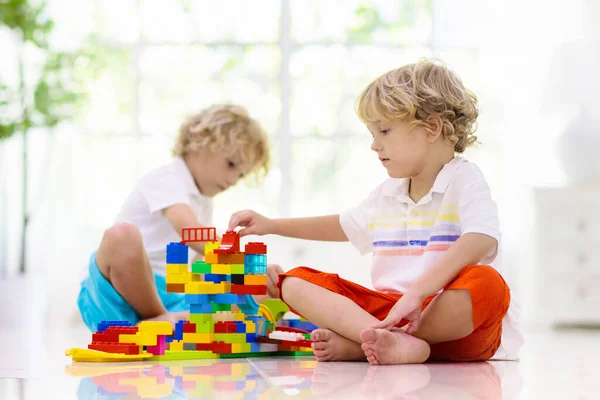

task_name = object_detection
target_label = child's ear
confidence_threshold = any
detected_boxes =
[425,115,443,142]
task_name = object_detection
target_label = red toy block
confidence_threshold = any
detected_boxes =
[244,242,267,254]
[105,326,139,334]
[230,284,267,295]
[216,253,245,264]
[183,322,196,333]
[195,343,214,351]
[214,231,240,254]
[92,331,120,343]
[212,342,232,354]
[214,321,237,333]
[281,339,312,348]
[88,342,140,355]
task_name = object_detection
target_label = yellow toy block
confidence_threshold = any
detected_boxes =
[138,321,173,335]
[231,343,251,353]
[182,333,214,344]
[244,275,267,285]
[204,253,218,264]
[170,341,183,351]
[185,282,219,294]
[233,311,245,321]
[166,263,188,274]
[119,333,157,346]
[211,263,231,274]
[204,241,221,256]
[214,282,231,294]
[166,272,193,284]
[245,321,256,334]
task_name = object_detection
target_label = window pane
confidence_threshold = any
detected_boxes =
[290,137,387,216]
[141,0,280,43]
[138,45,280,136]
[292,0,433,44]
[290,45,431,137]
[77,47,134,135]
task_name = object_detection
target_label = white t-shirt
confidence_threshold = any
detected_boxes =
[339,156,523,360]
[114,157,213,275]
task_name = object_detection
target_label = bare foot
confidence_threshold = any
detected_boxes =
[360,328,430,365]
[142,311,189,325]
[311,329,365,361]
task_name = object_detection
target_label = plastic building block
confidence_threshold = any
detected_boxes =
[166,283,185,293]
[215,253,245,264]
[230,264,245,274]
[191,260,211,274]
[184,294,210,304]
[211,263,232,274]
[146,335,167,355]
[204,240,221,256]
[97,321,132,333]
[230,284,267,295]
[149,350,218,361]
[119,333,158,346]
[231,274,245,285]
[166,242,189,264]
[212,294,242,304]
[182,333,213,343]
[244,275,267,285]
[183,322,196,333]
[288,319,318,332]
[166,263,188,274]
[181,227,217,244]
[189,314,213,324]
[212,303,232,312]
[205,253,218,264]
[190,303,213,314]
[244,254,267,275]
[138,321,173,335]
[88,343,140,355]
[165,272,193,284]
[244,242,267,255]
[213,231,240,254]
[204,274,229,283]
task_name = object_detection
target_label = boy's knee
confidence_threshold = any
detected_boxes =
[102,222,143,264]
[280,277,304,305]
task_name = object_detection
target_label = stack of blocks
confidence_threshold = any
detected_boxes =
[164,228,274,355]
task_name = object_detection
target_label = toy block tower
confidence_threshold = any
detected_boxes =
[164,227,272,356]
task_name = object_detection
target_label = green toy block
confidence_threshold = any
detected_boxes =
[190,314,214,324]
[192,260,212,274]
[212,303,232,312]
[230,264,244,274]
[262,299,290,321]
[303,333,311,340]
[214,333,246,343]
[195,321,214,333]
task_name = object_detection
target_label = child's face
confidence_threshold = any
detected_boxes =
[367,120,430,179]
[185,147,250,197]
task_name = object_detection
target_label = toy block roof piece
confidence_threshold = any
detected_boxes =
[213,231,240,254]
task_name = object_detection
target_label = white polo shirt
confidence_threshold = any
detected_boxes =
[340,156,523,360]
[114,157,213,275]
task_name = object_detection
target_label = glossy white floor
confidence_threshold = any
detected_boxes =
[0,325,599,399]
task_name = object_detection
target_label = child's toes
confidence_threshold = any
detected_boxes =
[367,355,379,365]
[312,341,328,350]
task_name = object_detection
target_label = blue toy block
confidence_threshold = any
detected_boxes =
[166,242,189,264]
[190,303,213,314]
[204,274,228,283]
[246,333,257,342]
[236,381,246,390]
[212,294,241,304]
[174,320,185,341]
[250,343,261,353]
[97,320,131,333]
[185,294,210,304]
[235,321,246,333]
[244,254,267,275]
[288,319,318,332]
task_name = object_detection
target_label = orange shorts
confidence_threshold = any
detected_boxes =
[278,265,510,361]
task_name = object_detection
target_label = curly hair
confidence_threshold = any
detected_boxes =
[355,58,479,153]
[173,104,270,181]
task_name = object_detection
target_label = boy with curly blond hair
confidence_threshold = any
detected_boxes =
[78,104,283,331]
[229,59,523,364]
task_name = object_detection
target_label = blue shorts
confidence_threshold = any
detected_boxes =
[77,251,188,332]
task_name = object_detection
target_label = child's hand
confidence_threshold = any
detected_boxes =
[228,210,275,237]
[372,291,425,333]
[266,264,284,298]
